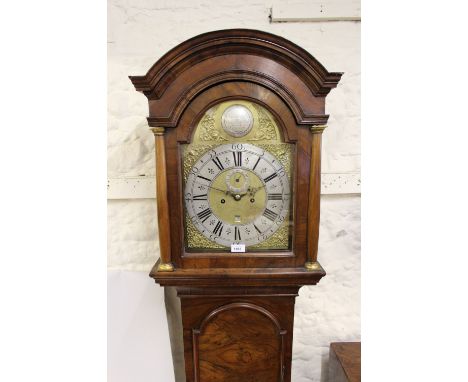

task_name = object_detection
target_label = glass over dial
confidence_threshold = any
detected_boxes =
[185,143,290,247]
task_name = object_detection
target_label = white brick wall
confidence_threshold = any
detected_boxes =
[108,1,360,381]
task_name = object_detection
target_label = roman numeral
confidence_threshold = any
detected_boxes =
[252,156,261,170]
[234,226,241,241]
[253,224,262,234]
[212,157,224,171]
[197,175,212,182]
[263,208,278,221]
[192,194,208,200]
[197,208,212,223]
[233,151,242,167]
[264,172,278,183]
[267,193,283,200]
[213,221,224,236]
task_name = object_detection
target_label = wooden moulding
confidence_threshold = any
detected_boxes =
[150,260,326,287]
[129,29,342,128]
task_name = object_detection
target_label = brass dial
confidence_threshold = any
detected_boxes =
[185,143,290,247]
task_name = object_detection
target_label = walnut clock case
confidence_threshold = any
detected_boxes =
[130,29,342,382]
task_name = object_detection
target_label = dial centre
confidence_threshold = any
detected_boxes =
[208,168,267,226]
[226,168,250,194]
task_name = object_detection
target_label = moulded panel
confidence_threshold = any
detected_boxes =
[193,303,285,382]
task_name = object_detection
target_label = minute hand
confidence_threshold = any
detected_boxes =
[249,184,266,195]
[194,181,229,195]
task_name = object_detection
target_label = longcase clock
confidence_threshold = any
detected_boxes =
[130,29,342,382]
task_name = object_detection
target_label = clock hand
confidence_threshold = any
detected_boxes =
[204,182,246,200]
[249,184,266,195]
[194,181,249,201]
[194,181,229,195]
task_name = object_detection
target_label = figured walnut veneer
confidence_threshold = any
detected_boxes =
[195,303,284,381]
[130,29,342,382]
[178,287,298,382]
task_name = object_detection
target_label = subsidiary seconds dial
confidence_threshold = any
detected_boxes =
[185,143,290,247]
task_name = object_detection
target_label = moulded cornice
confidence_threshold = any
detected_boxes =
[145,69,330,127]
[130,29,342,126]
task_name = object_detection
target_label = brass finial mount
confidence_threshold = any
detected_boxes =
[157,262,175,272]
[310,125,327,134]
[305,261,324,272]
[151,127,166,136]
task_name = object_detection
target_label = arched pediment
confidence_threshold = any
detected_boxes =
[130,29,342,126]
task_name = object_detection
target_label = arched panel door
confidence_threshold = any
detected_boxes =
[193,303,286,382]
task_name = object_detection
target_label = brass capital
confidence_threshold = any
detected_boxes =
[305,261,324,272]
[151,127,166,136]
[157,262,174,272]
[310,125,327,134]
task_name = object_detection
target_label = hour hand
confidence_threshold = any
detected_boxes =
[248,184,265,196]
[209,185,230,194]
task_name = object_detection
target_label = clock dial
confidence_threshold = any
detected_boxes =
[185,143,290,247]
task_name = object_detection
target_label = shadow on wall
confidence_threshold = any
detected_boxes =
[321,350,330,382]
[108,271,175,382]
[164,287,186,382]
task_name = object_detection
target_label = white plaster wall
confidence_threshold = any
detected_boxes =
[107,1,360,177]
[108,199,158,271]
[108,271,175,382]
[108,1,360,381]
[293,195,360,382]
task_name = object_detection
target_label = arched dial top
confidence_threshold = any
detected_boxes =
[185,143,290,248]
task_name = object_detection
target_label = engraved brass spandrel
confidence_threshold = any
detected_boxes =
[249,223,290,250]
[255,143,293,180]
[198,105,227,142]
[182,144,218,182]
[249,103,278,141]
[185,211,226,250]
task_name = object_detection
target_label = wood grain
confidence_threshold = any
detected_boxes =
[151,261,325,287]
[129,29,342,128]
[179,289,296,382]
[329,342,361,382]
[130,30,342,272]
[129,29,342,382]
[195,303,284,382]
[153,128,173,269]
[162,82,314,270]
[307,131,323,263]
